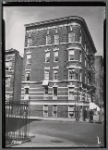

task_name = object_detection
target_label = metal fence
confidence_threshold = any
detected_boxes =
[5,100,30,147]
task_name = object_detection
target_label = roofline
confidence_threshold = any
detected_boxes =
[24,16,85,27]
[5,48,18,53]
[24,16,97,53]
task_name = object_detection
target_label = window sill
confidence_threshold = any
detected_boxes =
[53,61,58,63]
[67,60,82,63]
[44,62,50,63]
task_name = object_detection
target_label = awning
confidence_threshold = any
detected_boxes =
[89,102,100,111]
[42,80,49,86]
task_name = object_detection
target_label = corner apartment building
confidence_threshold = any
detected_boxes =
[21,16,96,119]
[95,55,104,107]
[5,48,23,102]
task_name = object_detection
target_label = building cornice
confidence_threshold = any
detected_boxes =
[25,16,96,53]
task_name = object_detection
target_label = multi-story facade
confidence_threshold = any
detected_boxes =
[21,16,96,120]
[95,55,104,107]
[5,48,23,102]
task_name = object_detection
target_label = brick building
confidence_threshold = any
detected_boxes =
[95,56,104,107]
[5,48,23,102]
[21,16,96,120]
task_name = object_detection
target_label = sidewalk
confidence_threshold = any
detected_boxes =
[28,116,90,123]
[11,134,77,147]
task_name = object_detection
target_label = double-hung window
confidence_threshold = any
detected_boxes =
[53,87,57,100]
[44,71,49,80]
[68,32,75,43]
[46,35,51,45]
[54,51,58,62]
[26,54,31,65]
[54,34,59,44]
[5,77,11,87]
[68,69,74,80]
[53,70,58,80]
[68,50,74,61]
[45,53,50,63]
[68,88,74,100]
[25,72,30,81]
[27,37,32,47]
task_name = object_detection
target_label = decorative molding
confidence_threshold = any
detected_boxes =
[44,67,50,70]
[53,47,59,51]
[44,48,51,53]
[67,46,81,50]
[52,66,59,70]
[67,65,82,69]
[26,22,80,33]
[25,69,31,71]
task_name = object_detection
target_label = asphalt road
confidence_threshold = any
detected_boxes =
[28,120,105,147]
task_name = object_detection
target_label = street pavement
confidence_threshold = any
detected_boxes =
[12,119,105,148]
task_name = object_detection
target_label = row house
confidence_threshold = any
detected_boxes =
[21,16,96,119]
[5,48,23,102]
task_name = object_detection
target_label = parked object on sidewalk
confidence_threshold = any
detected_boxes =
[83,108,87,121]
[98,109,103,123]
[89,110,94,123]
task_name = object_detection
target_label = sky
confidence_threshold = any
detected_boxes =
[3,6,105,57]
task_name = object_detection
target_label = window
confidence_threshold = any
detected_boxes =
[54,34,59,44]
[80,52,82,62]
[53,70,58,80]
[25,72,30,81]
[54,51,58,62]
[53,87,57,100]
[27,37,32,47]
[44,71,49,80]
[26,54,31,65]
[53,87,57,96]
[79,36,82,44]
[68,50,74,61]
[68,69,74,80]
[46,35,51,45]
[68,32,75,43]
[85,74,87,84]
[5,62,12,70]
[75,72,79,80]
[52,105,57,117]
[43,105,48,117]
[6,94,10,101]
[80,72,82,82]
[45,53,50,63]
[5,77,11,87]
[68,88,74,100]
[85,58,86,67]
[25,88,29,94]
[68,106,75,118]
[45,87,48,94]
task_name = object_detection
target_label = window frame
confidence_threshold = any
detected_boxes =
[68,69,75,80]
[68,50,74,61]
[46,34,51,45]
[53,70,58,80]
[54,34,59,45]
[25,72,30,81]
[45,52,50,63]
[44,70,49,80]
[68,88,74,100]
[68,32,75,43]
[5,76,11,87]
[53,51,58,62]
[27,37,32,47]
[26,54,31,65]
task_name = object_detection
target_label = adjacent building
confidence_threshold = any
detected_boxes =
[5,48,23,102]
[95,55,104,107]
[21,16,96,120]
